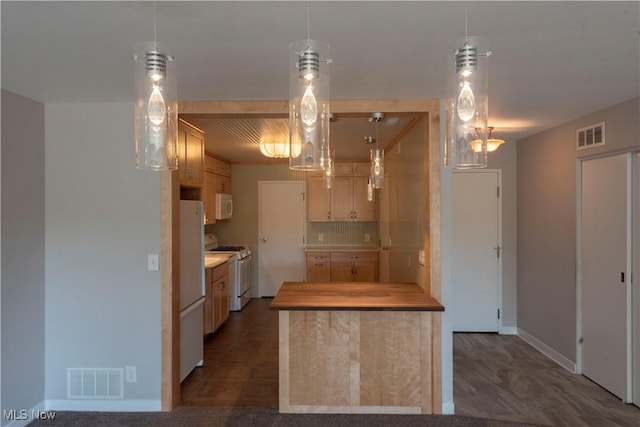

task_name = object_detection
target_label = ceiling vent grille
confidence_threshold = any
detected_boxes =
[577,122,605,150]
[67,368,124,399]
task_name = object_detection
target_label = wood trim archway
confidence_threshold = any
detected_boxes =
[161,98,441,410]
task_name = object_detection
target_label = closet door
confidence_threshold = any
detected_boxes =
[581,154,627,400]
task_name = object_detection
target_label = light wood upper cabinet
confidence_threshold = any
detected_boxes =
[203,172,217,225]
[202,154,232,225]
[205,155,231,177]
[307,176,331,222]
[306,163,377,222]
[178,120,204,188]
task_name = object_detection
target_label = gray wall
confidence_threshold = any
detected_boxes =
[207,165,304,297]
[1,90,46,424]
[487,141,518,329]
[517,96,640,361]
[44,103,163,407]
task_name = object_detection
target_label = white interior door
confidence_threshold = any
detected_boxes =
[451,170,501,332]
[581,154,627,400]
[258,181,306,297]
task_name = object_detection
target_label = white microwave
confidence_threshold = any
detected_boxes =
[215,193,233,220]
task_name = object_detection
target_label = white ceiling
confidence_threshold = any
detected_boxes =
[2,1,638,163]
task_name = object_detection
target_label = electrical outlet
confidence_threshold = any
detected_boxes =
[125,366,137,383]
[318,233,324,242]
[147,254,159,271]
[418,250,425,266]
[364,233,370,242]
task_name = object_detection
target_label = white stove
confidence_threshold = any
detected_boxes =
[204,234,252,311]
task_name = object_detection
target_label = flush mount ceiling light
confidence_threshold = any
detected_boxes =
[259,139,291,158]
[368,112,384,189]
[133,2,178,171]
[446,9,491,169]
[470,127,505,153]
[289,6,332,171]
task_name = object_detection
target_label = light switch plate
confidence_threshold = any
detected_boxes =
[147,254,159,271]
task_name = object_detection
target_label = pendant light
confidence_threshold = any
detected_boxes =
[289,6,331,171]
[369,112,384,189]
[470,127,505,153]
[134,2,177,171]
[446,9,491,169]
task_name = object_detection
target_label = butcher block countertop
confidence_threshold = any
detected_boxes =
[270,282,444,311]
[204,254,232,269]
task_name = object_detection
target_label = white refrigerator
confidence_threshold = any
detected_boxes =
[179,200,205,382]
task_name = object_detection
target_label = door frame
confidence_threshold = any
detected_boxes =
[451,169,503,333]
[257,180,306,297]
[576,150,638,402]
[161,98,442,410]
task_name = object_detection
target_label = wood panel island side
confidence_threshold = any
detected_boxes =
[270,282,444,414]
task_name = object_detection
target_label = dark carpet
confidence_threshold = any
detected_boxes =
[30,407,544,427]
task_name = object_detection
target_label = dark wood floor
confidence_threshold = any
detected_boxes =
[181,298,640,426]
[181,298,279,408]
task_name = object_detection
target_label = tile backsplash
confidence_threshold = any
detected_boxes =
[306,221,379,246]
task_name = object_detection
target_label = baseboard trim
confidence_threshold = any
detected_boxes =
[500,326,518,335]
[517,328,577,373]
[442,401,455,414]
[45,399,161,412]
[4,400,47,427]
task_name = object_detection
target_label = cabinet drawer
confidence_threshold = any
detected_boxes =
[306,252,331,262]
[211,262,229,281]
[331,251,379,263]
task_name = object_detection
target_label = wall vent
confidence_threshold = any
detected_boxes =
[67,368,124,399]
[577,122,605,150]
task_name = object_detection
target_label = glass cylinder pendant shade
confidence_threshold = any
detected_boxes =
[323,155,333,189]
[370,147,384,189]
[447,36,489,169]
[289,40,330,171]
[134,41,178,170]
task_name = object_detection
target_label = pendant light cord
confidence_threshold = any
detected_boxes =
[464,5,468,41]
[153,1,158,49]
[307,2,310,40]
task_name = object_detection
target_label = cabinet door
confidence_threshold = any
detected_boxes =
[213,277,222,330]
[186,127,204,188]
[216,175,232,194]
[352,163,370,177]
[330,262,354,282]
[352,176,376,221]
[331,176,353,221]
[203,172,216,225]
[204,269,214,335]
[220,277,229,324]
[307,262,331,282]
[353,262,377,282]
[307,177,331,222]
[177,125,189,185]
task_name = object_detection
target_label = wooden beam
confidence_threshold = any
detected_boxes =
[161,170,180,410]
[178,98,438,116]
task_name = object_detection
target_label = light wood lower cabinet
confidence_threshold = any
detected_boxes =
[204,262,230,335]
[306,251,379,282]
[306,252,331,282]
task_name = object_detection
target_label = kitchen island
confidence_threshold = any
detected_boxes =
[270,282,444,414]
